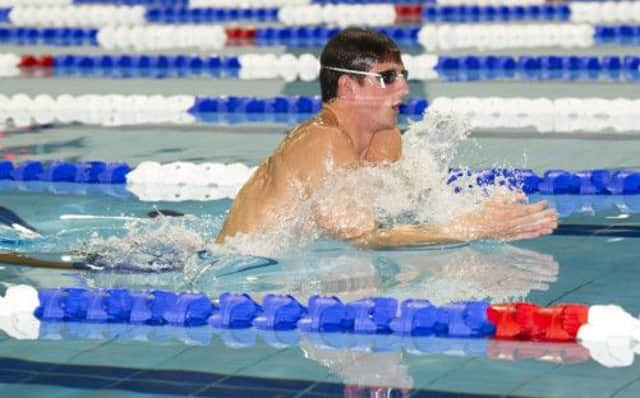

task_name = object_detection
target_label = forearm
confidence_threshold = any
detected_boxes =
[353,223,468,249]
[352,199,558,248]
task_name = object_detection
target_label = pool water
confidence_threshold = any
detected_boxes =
[2,119,640,397]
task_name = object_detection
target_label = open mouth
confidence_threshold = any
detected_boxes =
[392,104,400,112]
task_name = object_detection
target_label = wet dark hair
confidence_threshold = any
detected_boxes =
[319,27,403,103]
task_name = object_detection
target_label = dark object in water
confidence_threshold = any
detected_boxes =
[147,209,185,218]
[0,251,178,272]
[0,252,85,270]
[0,250,279,275]
[554,223,640,238]
[0,206,40,235]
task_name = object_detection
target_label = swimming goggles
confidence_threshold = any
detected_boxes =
[322,66,409,88]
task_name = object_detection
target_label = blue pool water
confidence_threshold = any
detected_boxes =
[2,8,640,392]
[2,122,640,397]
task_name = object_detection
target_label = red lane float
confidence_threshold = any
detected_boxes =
[487,303,589,342]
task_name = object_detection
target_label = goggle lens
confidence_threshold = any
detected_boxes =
[379,69,409,86]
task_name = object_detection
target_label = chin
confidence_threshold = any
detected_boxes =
[373,112,397,131]
[382,117,398,130]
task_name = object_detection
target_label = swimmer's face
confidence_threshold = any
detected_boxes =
[352,60,410,131]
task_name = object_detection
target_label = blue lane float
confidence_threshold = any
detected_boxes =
[188,96,426,120]
[73,0,188,5]
[50,54,241,79]
[311,0,434,3]
[74,0,425,4]
[0,160,130,184]
[15,53,640,82]
[422,4,571,23]
[33,287,493,338]
[187,95,427,123]
[1,25,639,49]
[0,27,99,47]
[3,160,640,196]
[145,7,279,24]
[450,168,640,195]
[0,180,131,199]
[435,55,640,82]
[5,281,640,372]
[595,25,640,45]
[0,8,10,23]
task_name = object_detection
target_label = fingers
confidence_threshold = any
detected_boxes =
[507,209,558,240]
[514,208,558,227]
[511,224,556,239]
[476,195,559,241]
[486,198,551,219]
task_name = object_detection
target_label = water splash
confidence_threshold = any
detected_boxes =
[311,110,504,233]
[68,110,546,301]
[215,110,520,256]
[76,215,216,272]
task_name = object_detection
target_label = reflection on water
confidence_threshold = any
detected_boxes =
[0,177,564,393]
[0,213,568,392]
[300,337,414,391]
[299,333,589,392]
[59,219,559,391]
[275,242,558,305]
[0,213,559,305]
[72,234,558,307]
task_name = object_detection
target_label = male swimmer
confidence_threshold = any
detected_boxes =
[235,29,550,246]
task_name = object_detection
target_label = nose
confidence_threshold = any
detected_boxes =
[398,74,409,98]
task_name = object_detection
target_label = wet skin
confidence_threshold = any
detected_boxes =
[216,61,557,247]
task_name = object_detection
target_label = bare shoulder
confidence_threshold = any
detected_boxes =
[283,122,357,167]
[276,121,358,189]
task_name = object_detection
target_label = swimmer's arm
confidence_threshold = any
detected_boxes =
[352,200,558,248]
[353,224,464,249]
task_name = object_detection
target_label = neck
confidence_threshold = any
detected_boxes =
[325,100,378,157]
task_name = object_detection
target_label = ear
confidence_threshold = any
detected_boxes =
[336,74,355,99]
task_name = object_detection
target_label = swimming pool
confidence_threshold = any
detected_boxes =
[2,116,640,397]
[3,3,640,397]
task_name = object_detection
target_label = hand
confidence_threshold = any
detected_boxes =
[447,195,558,241]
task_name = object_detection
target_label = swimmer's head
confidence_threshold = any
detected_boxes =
[320,28,403,103]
